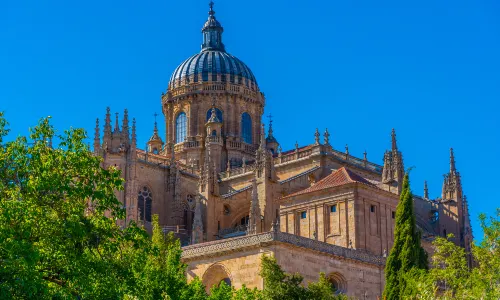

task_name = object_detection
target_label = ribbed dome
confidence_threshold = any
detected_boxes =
[168,51,257,90]
[167,2,258,91]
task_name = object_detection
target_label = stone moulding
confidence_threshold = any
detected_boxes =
[181,231,386,266]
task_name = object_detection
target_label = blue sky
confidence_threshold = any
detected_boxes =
[2,0,499,239]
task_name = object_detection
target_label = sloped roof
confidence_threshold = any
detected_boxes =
[282,167,375,199]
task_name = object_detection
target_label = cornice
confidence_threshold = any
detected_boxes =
[181,231,385,266]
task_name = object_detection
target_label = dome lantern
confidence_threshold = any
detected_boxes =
[201,1,225,52]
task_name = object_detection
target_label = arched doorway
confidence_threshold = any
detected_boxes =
[327,272,347,294]
[202,263,232,292]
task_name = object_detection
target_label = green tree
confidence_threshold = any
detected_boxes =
[207,281,233,300]
[180,276,208,300]
[308,273,347,300]
[259,255,309,299]
[0,114,151,299]
[232,285,262,300]
[383,173,428,299]
[131,214,192,300]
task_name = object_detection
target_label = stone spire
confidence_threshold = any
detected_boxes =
[131,118,137,150]
[93,118,100,152]
[382,129,405,193]
[391,128,398,152]
[201,1,225,52]
[191,196,204,244]
[103,107,112,149]
[442,148,462,201]
[114,112,120,133]
[450,148,456,174]
[267,114,274,138]
[122,109,129,141]
[424,180,429,199]
[148,113,163,154]
[324,128,330,145]
[265,114,279,153]
[314,128,320,145]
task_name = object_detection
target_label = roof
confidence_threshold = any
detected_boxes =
[282,167,375,199]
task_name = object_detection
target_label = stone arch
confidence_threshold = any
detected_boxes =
[202,263,233,291]
[327,272,347,294]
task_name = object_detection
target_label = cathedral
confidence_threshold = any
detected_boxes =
[93,3,472,299]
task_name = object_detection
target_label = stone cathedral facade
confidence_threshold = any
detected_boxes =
[93,3,472,299]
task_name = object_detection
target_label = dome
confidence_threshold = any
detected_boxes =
[168,51,257,90]
[167,2,258,91]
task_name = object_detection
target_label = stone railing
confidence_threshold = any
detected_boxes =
[168,82,259,99]
[206,136,223,144]
[329,149,382,173]
[136,150,170,166]
[279,166,321,184]
[182,231,386,266]
[273,144,383,174]
[221,184,252,199]
[135,150,198,174]
[226,141,257,155]
[219,162,255,179]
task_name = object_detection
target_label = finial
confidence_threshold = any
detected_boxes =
[363,150,367,161]
[295,141,299,151]
[153,112,158,131]
[324,128,330,145]
[450,148,456,173]
[104,107,112,135]
[314,128,320,145]
[114,112,120,132]
[345,144,349,155]
[424,180,429,199]
[391,128,397,152]
[267,113,274,137]
[209,1,215,15]
[122,109,129,137]
[94,118,100,138]
[131,118,137,148]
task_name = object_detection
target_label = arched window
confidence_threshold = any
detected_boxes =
[138,187,153,223]
[206,108,223,123]
[176,112,187,143]
[241,113,252,144]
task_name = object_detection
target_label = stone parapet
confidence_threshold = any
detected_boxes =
[182,231,386,266]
